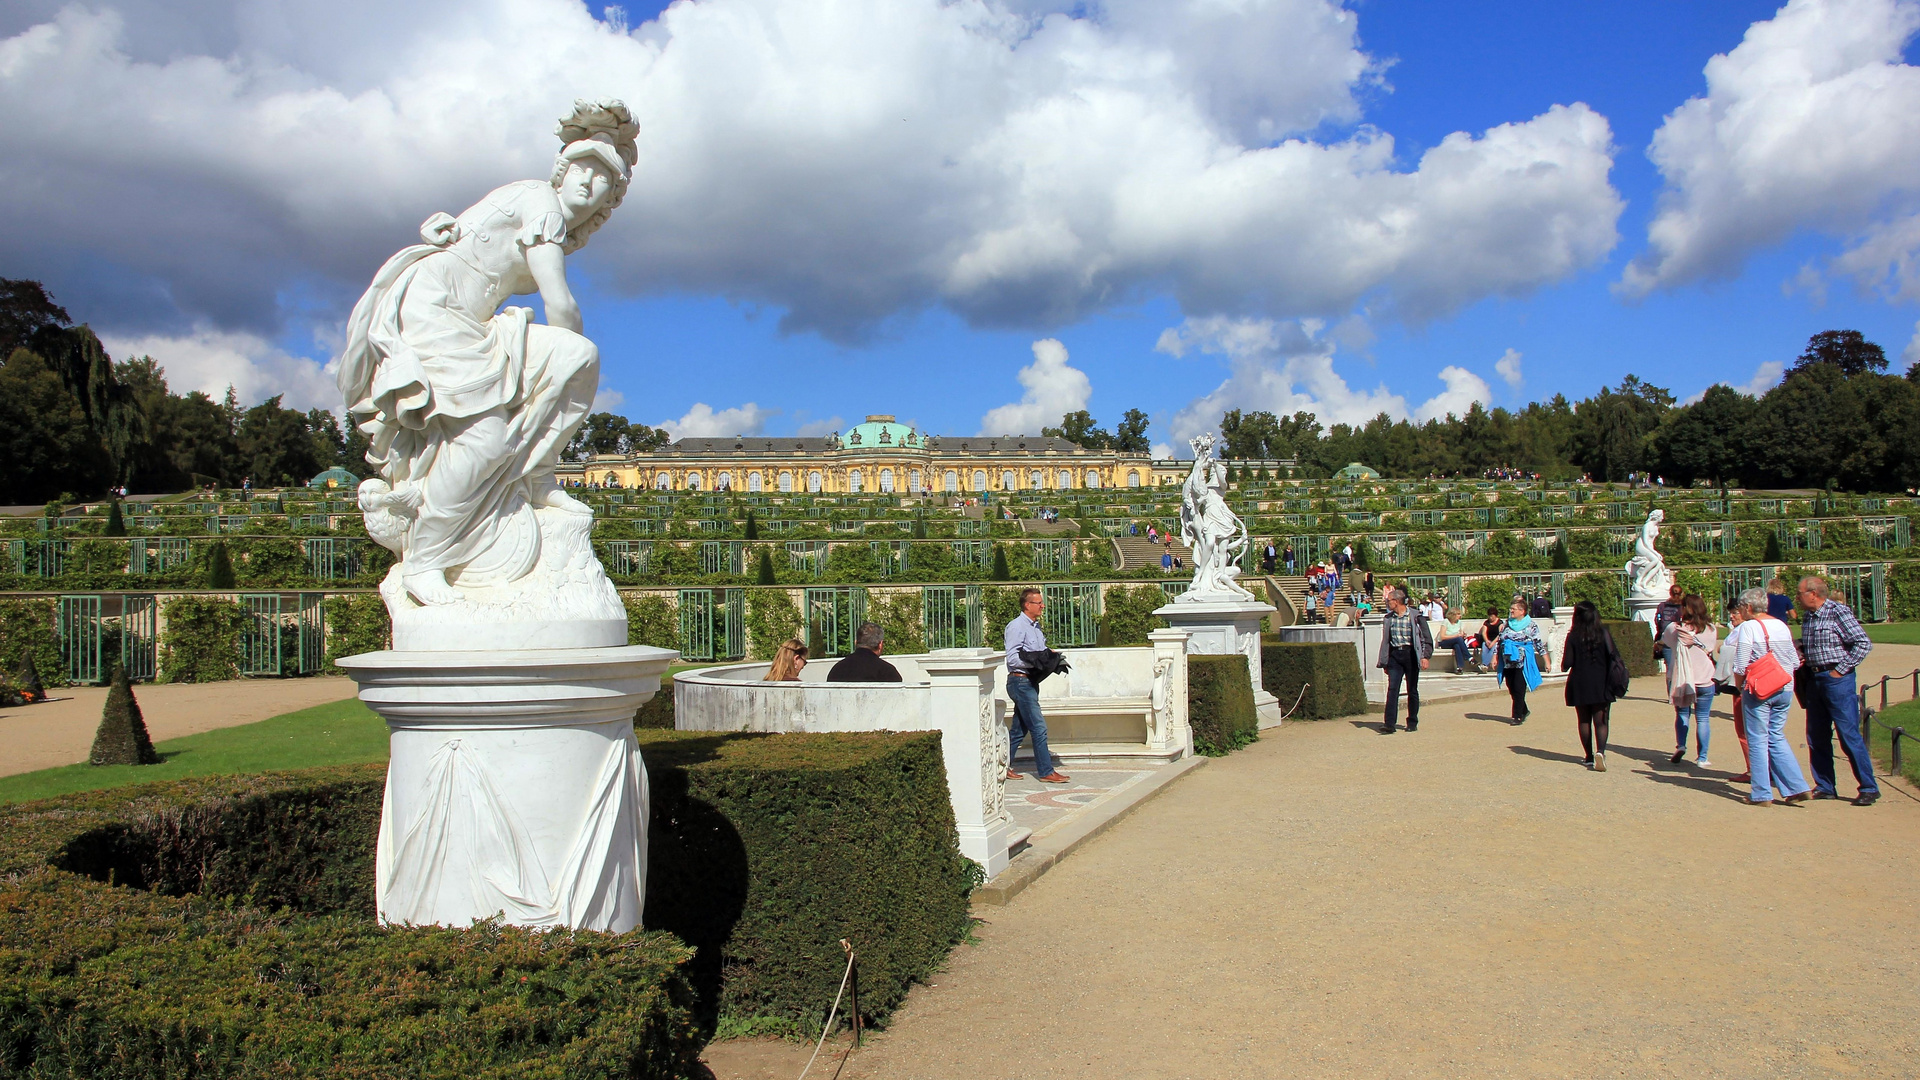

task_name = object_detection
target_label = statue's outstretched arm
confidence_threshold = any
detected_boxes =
[528,242,581,333]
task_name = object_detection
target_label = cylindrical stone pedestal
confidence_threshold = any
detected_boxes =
[337,645,677,932]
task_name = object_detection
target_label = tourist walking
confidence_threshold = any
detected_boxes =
[1795,576,1878,805]
[1659,594,1718,766]
[826,622,901,682]
[1005,588,1070,783]
[1283,542,1295,574]
[763,638,808,682]
[1375,588,1433,733]
[1765,578,1794,621]
[1261,539,1277,573]
[1653,583,1685,667]
[1496,598,1542,723]
[1725,587,1811,805]
[1560,600,1621,770]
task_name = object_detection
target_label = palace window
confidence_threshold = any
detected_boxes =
[716,471,731,491]
[779,471,793,493]
[972,470,987,491]
[604,472,620,487]
[656,472,671,490]
[686,473,702,491]
[748,472,763,492]
[849,469,863,493]
[1029,470,1042,489]
[1086,472,1100,489]
[880,468,895,493]
[909,469,922,491]
[944,470,958,493]
[1127,470,1140,488]
[1001,470,1015,490]
[808,471,823,493]
[1058,469,1073,489]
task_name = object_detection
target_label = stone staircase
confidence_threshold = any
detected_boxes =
[1109,535,1193,570]
[1019,517,1079,536]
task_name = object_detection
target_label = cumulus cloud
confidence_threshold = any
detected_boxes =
[1905,321,1920,367]
[1620,0,1920,298]
[1682,358,1787,404]
[978,338,1091,435]
[0,0,1622,385]
[1494,347,1523,387]
[795,414,845,437]
[658,401,773,438]
[96,326,337,410]
[1157,315,1492,450]
[591,387,627,412]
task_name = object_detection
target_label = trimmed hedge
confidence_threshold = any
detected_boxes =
[0,597,63,690]
[0,767,702,1078]
[639,730,975,1035]
[1187,653,1258,755]
[322,592,390,669]
[158,594,243,683]
[1603,619,1658,677]
[1261,638,1367,719]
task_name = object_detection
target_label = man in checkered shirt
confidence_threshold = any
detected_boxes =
[1795,576,1878,806]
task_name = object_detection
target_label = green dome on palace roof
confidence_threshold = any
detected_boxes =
[841,414,922,449]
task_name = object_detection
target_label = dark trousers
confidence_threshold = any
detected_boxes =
[1384,645,1420,730]
[1503,666,1530,720]
[1799,666,1877,797]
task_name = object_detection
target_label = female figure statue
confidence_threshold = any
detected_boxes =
[337,100,639,607]
[1627,508,1671,599]
[1179,433,1253,600]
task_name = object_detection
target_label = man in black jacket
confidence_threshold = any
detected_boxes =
[1375,588,1434,733]
[826,622,901,682]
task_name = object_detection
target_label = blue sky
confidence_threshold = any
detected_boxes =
[4,0,1918,450]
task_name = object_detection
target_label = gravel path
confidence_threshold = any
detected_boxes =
[826,645,1920,1080]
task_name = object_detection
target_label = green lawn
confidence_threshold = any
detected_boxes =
[0,698,388,805]
[1868,698,1920,789]
[1866,623,1920,646]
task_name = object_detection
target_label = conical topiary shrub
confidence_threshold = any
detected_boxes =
[990,544,1011,582]
[206,541,236,589]
[755,548,777,586]
[12,653,47,704]
[104,499,127,537]
[89,663,159,766]
[744,509,759,541]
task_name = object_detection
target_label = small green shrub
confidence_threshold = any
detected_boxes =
[1098,584,1165,646]
[635,682,676,729]
[867,589,925,655]
[322,593,389,669]
[204,539,236,588]
[1465,577,1518,619]
[1888,562,1920,622]
[1261,638,1367,718]
[88,663,158,766]
[1603,619,1658,677]
[746,588,801,660]
[1566,572,1625,619]
[159,595,242,683]
[1187,653,1257,755]
[639,730,974,1033]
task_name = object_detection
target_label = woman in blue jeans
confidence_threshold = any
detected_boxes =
[1727,587,1811,805]
[1659,594,1718,767]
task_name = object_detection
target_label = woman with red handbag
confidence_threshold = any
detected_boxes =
[1726,587,1811,805]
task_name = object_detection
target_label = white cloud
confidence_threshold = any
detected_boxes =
[591,387,627,412]
[796,414,845,437]
[1683,358,1788,404]
[1414,366,1494,422]
[978,338,1092,435]
[1494,347,1522,388]
[1158,315,1493,449]
[1620,0,1920,297]
[96,326,337,410]
[1905,321,1920,367]
[0,0,1622,377]
[657,401,774,438]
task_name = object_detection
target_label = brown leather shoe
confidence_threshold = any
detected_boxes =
[1037,772,1071,784]
[1005,769,1024,780]
[1781,791,1811,805]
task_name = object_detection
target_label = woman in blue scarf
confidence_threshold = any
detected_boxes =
[1497,598,1543,723]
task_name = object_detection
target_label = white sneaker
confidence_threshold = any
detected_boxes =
[1696,757,1711,768]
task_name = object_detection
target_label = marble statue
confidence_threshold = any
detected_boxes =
[333,100,675,936]
[1625,508,1672,631]
[338,99,636,649]
[1177,433,1254,602]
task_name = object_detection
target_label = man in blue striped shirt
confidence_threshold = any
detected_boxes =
[1796,577,1878,806]
[1006,587,1070,784]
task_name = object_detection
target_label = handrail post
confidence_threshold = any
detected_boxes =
[1881,678,1889,711]
[1895,728,1906,775]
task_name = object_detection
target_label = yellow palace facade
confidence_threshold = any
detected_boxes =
[556,415,1186,495]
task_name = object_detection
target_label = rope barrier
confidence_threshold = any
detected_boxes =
[796,940,856,1080]
[1858,668,1920,774]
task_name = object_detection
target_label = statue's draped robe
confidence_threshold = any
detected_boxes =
[338,181,599,582]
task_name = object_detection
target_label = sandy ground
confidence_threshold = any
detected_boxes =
[706,643,1920,1080]
[0,677,359,776]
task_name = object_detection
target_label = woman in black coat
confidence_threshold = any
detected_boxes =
[1560,600,1619,772]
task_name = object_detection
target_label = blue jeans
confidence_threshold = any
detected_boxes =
[1803,667,1877,797]
[1437,636,1470,669]
[1675,683,1714,758]
[1006,673,1055,777]
[1743,685,1809,803]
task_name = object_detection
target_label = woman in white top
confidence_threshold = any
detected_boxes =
[1660,593,1719,767]
[1725,587,1811,805]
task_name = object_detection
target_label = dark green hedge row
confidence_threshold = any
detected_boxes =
[1187,653,1258,755]
[0,767,702,1078]
[1261,639,1367,719]
[1603,619,1659,678]
[638,730,975,1035]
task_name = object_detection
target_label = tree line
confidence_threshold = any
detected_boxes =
[1194,331,1920,492]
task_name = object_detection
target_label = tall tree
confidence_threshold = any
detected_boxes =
[0,349,111,503]
[238,395,325,486]
[1654,384,1753,486]
[1788,329,1886,379]
[1043,410,1111,449]
[0,278,71,359]
[1111,408,1150,453]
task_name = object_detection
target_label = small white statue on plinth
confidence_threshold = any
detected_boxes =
[1156,433,1281,724]
[1176,433,1253,603]
[335,100,675,935]
[1624,508,1672,633]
